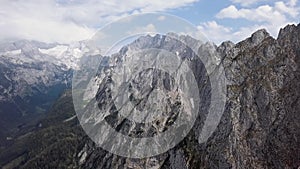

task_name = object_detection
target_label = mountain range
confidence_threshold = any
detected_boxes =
[0,40,92,145]
[0,24,299,168]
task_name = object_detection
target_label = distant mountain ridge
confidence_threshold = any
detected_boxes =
[0,40,93,144]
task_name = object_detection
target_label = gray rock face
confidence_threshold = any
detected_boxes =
[76,24,300,169]
[221,25,300,169]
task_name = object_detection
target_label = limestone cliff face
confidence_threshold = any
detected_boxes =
[220,26,300,169]
[1,24,299,169]
[78,24,300,169]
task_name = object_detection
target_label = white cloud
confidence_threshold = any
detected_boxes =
[275,1,299,17]
[216,5,240,19]
[0,0,198,43]
[158,16,166,21]
[197,21,263,44]
[197,21,232,44]
[127,24,157,35]
[289,0,298,6]
[217,1,299,22]
[216,5,287,23]
[1,14,95,44]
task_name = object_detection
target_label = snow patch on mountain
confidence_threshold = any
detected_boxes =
[1,49,22,56]
[39,45,68,57]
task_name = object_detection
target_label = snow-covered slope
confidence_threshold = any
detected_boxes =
[0,40,93,139]
[0,40,92,70]
[0,40,88,101]
[37,41,92,69]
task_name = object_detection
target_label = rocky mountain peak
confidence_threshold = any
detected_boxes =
[277,24,300,53]
[217,41,235,58]
[250,28,270,45]
[230,28,272,56]
[278,24,299,39]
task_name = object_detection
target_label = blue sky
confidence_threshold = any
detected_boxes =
[0,0,299,44]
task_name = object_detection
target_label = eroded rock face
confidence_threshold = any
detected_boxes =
[78,24,300,169]
[1,24,299,169]
[220,25,300,169]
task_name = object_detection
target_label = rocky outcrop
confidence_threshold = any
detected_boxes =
[74,24,300,169]
[220,25,300,168]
